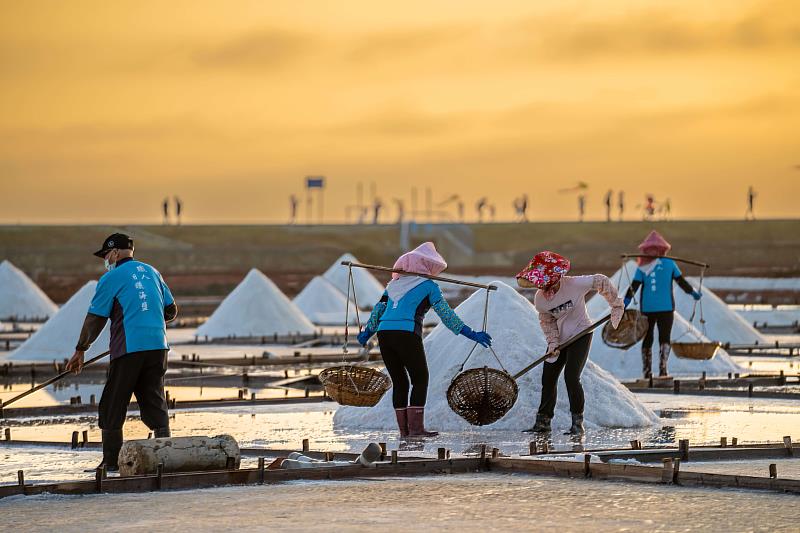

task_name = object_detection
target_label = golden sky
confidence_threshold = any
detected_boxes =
[1,0,798,223]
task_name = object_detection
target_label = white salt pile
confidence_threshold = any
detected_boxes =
[10,281,109,361]
[293,276,361,326]
[0,260,58,320]
[323,253,386,309]
[334,281,658,432]
[197,269,315,339]
[598,260,765,345]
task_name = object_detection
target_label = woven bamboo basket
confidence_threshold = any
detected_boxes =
[318,365,391,407]
[671,342,720,360]
[602,309,649,349]
[447,367,518,426]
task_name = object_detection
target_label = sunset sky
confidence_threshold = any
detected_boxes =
[1,0,798,224]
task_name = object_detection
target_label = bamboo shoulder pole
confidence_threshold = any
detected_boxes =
[342,261,498,291]
[620,254,710,268]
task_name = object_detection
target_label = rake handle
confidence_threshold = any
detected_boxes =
[1,350,110,409]
[512,315,611,380]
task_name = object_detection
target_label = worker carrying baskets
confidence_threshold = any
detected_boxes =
[357,242,492,438]
[624,231,702,379]
[517,251,625,435]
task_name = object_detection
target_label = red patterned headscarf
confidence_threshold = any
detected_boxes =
[516,251,570,292]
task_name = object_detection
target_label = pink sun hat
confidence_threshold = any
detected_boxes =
[392,242,448,280]
[637,230,672,265]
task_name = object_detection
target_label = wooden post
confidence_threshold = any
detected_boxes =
[95,466,104,492]
[673,380,681,394]
[258,457,265,484]
[661,458,674,483]
[82,430,89,447]
[71,431,79,449]
[529,441,537,455]
[251,392,256,401]
[783,436,794,457]
[542,442,549,454]
[90,394,96,406]
[491,448,499,459]
[731,437,738,447]
[672,458,681,484]
[584,454,591,478]
[17,470,24,488]
[379,442,387,459]
[480,445,487,460]
[156,462,164,490]
[4,428,10,441]
[748,383,753,397]
[302,438,310,453]
[325,451,334,462]
[679,439,689,461]
[238,389,244,400]
[769,463,777,479]
[720,437,727,447]
[391,450,398,464]
[438,448,446,460]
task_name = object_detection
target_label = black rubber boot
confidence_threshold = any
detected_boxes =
[564,413,585,436]
[523,414,552,433]
[101,429,123,472]
[659,343,671,377]
[154,427,171,438]
[642,347,653,379]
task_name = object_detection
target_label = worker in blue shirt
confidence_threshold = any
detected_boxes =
[66,233,177,472]
[625,231,701,378]
[357,243,491,439]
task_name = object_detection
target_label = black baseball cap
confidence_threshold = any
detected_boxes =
[93,233,134,258]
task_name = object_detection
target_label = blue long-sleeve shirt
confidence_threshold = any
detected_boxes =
[365,279,464,337]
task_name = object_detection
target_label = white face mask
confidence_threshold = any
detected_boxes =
[104,258,115,271]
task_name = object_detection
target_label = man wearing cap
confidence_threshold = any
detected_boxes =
[66,233,178,472]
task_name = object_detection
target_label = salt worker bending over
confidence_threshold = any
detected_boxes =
[66,233,177,472]
[517,251,624,435]
[357,242,492,438]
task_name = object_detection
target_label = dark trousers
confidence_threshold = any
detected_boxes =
[537,334,592,418]
[99,349,170,431]
[377,330,429,409]
[642,311,674,349]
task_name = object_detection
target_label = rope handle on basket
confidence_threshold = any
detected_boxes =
[457,285,508,374]
[677,264,707,342]
[620,258,639,307]
[341,264,364,394]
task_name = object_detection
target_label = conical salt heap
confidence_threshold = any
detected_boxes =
[334,281,658,431]
[197,269,315,339]
[10,281,110,361]
[323,253,385,309]
[293,276,361,326]
[0,260,58,320]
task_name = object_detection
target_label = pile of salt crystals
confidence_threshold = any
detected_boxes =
[0,260,58,320]
[335,281,659,431]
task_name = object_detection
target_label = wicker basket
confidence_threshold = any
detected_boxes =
[447,367,518,426]
[602,309,649,349]
[671,342,720,360]
[318,365,391,407]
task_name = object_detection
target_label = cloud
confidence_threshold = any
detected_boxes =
[192,28,316,70]
[346,24,477,64]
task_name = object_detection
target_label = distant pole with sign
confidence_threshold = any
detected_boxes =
[305,176,325,224]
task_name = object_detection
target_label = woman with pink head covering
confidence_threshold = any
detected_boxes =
[516,251,625,435]
[625,231,702,379]
[358,242,491,438]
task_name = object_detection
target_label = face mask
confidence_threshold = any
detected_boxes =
[104,258,115,271]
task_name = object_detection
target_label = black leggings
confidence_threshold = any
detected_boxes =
[537,334,592,418]
[642,311,674,349]
[377,330,429,409]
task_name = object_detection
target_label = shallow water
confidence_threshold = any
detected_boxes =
[1,473,797,532]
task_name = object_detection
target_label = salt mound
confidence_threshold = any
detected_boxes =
[592,261,764,345]
[0,260,58,320]
[334,281,658,431]
[10,281,110,361]
[323,253,385,309]
[293,276,361,326]
[197,269,315,339]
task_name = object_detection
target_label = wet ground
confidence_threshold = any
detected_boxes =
[2,473,797,532]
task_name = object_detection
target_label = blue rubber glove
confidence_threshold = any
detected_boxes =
[357,329,373,347]
[691,290,702,301]
[623,296,632,308]
[460,325,492,348]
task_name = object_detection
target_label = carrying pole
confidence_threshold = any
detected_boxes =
[620,254,709,268]
[1,351,110,409]
[512,315,611,380]
[342,262,498,291]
